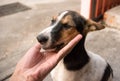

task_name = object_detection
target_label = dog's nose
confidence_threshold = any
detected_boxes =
[37,35,48,44]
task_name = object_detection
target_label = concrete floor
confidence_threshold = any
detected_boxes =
[0,0,80,81]
[0,0,120,81]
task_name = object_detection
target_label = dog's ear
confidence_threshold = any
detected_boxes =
[83,19,105,35]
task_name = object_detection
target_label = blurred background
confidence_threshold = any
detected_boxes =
[0,0,120,81]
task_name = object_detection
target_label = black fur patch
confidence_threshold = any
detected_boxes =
[51,22,63,43]
[64,37,90,70]
[63,11,89,70]
[101,63,113,81]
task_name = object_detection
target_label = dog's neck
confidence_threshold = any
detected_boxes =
[63,36,90,71]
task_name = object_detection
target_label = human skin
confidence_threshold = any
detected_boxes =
[9,34,82,81]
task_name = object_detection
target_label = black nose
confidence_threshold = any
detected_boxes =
[37,35,48,44]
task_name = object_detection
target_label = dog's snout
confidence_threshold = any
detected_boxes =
[37,35,48,44]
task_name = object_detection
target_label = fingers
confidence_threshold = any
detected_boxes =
[28,35,82,79]
[26,43,41,54]
[22,43,41,59]
[34,43,41,50]
[57,34,82,60]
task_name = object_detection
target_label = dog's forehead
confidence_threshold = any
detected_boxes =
[57,11,69,20]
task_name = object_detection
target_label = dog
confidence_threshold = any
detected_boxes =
[37,10,113,81]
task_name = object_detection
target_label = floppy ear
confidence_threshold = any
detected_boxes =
[83,19,105,35]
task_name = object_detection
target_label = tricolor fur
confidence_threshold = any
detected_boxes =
[37,10,113,81]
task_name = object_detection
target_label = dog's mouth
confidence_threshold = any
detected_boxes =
[41,43,64,52]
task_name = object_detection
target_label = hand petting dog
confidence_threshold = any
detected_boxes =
[9,34,82,81]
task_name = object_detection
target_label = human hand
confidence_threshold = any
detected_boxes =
[9,34,82,81]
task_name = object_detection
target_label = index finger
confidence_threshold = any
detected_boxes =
[57,34,82,60]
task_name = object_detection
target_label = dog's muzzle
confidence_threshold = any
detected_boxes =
[37,33,65,52]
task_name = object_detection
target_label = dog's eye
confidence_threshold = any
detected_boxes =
[63,23,71,29]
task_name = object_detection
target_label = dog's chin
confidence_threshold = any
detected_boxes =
[40,43,64,52]
[40,48,56,52]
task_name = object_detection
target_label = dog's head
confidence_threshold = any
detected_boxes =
[37,10,105,51]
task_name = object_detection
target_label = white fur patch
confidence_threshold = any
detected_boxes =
[51,51,111,81]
